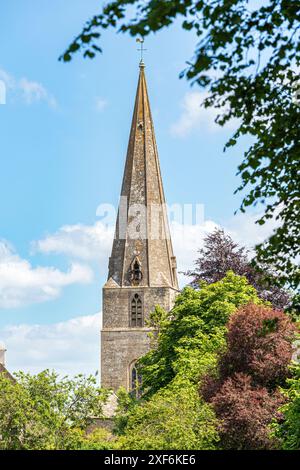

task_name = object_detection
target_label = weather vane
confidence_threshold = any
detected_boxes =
[136,38,147,64]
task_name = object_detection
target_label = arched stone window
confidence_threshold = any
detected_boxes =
[130,362,142,398]
[131,293,143,327]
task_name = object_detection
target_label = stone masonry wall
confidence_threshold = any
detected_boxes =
[101,285,178,391]
[101,329,151,390]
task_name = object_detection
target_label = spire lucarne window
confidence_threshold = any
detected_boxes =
[133,260,142,282]
[129,256,143,285]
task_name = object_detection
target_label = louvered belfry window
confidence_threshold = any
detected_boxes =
[131,293,143,327]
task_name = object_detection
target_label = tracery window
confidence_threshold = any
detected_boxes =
[131,293,143,327]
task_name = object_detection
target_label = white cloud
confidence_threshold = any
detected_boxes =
[0,69,15,89]
[95,97,108,112]
[19,77,57,108]
[0,240,93,309]
[170,91,238,138]
[0,312,100,377]
[33,222,114,268]
[0,68,57,107]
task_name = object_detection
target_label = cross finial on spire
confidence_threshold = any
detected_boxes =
[136,38,147,67]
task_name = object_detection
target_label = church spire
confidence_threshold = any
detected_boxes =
[101,58,179,392]
[107,62,178,290]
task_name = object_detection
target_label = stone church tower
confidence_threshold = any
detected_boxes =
[101,60,179,392]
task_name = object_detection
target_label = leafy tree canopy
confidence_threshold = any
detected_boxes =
[78,427,117,450]
[61,0,300,289]
[0,370,109,450]
[112,273,262,449]
[139,271,262,397]
[272,361,300,449]
[115,378,219,450]
[202,303,296,449]
[219,304,296,387]
[209,372,284,450]
[114,278,297,450]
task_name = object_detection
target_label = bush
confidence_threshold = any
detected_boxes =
[79,428,117,450]
[0,370,109,450]
[272,362,300,449]
[116,379,219,450]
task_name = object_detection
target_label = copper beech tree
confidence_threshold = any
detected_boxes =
[201,304,296,449]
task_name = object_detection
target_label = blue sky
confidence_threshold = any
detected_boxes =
[0,1,275,375]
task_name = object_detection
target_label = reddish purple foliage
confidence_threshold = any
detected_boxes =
[184,229,290,309]
[220,304,296,388]
[210,373,285,450]
[201,304,295,449]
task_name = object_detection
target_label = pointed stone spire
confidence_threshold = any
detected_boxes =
[101,61,179,392]
[108,64,178,290]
